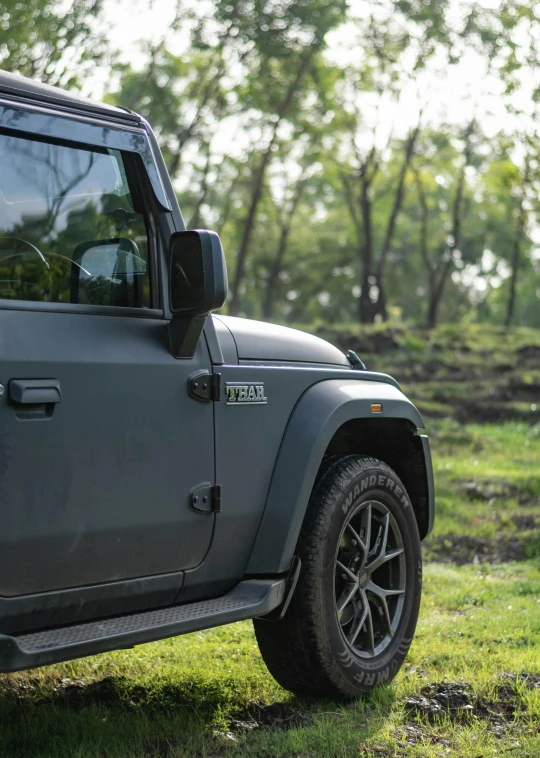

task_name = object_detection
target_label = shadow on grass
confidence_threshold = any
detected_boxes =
[0,674,396,757]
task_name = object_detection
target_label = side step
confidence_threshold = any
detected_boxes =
[0,579,285,673]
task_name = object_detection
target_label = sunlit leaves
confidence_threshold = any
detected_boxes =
[0,0,107,87]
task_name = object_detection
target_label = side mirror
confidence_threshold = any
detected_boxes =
[168,229,228,358]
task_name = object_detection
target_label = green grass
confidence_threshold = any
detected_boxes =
[0,562,538,757]
[309,321,540,424]
[0,418,539,757]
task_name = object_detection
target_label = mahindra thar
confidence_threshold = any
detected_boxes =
[0,70,434,698]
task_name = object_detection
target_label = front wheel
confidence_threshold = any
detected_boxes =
[254,455,422,699]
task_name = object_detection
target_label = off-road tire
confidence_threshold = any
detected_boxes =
[254,455,422,699]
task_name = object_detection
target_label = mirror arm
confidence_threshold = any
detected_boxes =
[168,314,208,359]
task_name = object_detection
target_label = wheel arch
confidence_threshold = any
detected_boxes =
[246,378,434,575]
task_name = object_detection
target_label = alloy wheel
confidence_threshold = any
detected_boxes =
[334,499,406,658]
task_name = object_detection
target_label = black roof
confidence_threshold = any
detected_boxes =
[0,69,141,126]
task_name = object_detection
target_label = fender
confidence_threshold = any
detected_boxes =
[246,378,428,575]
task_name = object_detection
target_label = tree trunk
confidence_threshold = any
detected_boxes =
[426,282,444,329]
[426,248,454,328]
[188,141,213,229]
[359,171,376,323]
[228,142,275,315]
[218,165,242,231]
[373,123,421,320]
[359,266,375,322]
[426,120,475,328]
[262,223,289,321]
[505,155,531,327]
[228,50,317,316]
[262,179,306,321]
[414,168,437,323]
[168,50,227,178]
[167,80,216,178]
[341,156,378,323]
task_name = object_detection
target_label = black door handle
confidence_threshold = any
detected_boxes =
[9,379,62,405]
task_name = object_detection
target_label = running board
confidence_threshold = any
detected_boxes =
[0,578,286,673]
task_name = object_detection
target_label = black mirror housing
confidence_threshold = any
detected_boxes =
[168,229,228,358]
[169,230,227,315]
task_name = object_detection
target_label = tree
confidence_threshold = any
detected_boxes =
[340,119,421,323]
[108,45,229,178]
[504,149,532,327]
[0,0,106,87]
[97,0,540,330]
[418,120,477,328]
[221,0,347,315]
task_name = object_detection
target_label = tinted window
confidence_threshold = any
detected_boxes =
[0,133,151,307]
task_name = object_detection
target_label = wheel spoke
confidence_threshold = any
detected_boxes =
[359,503,372,560]
[384,547,404,561]
[365,513,400,572]
[365,546,404,573]
[377,593,393,635]
[346,522,366,554]
[336,560,358,584]
[349,591,369,645]
[337,582,359,615]
[366,579,405,599]
[366,602,375,655]
[381,512,390,553]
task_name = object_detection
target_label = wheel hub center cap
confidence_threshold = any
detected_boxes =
[358,570,369,588]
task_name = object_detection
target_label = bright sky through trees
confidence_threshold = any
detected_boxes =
[3,0,540,327]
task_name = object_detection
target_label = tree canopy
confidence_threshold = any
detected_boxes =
[3,0,540,327]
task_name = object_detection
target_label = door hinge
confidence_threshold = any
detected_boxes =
[211,484,222,513]
[188,371,221,402]
[191,483,222,513]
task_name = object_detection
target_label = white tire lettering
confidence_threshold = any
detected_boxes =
[342,491,353,514]
[338,648,356,668]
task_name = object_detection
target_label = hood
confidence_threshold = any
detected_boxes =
[214,315,350,367]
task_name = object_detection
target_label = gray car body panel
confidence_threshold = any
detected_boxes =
[177,346,428,598]
[215,315,350,366]
[245,378,426,574]
[0,309,215,597]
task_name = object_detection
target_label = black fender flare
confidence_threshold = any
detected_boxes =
[246,378,430,574]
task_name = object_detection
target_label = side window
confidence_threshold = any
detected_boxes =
[0,132,151,308]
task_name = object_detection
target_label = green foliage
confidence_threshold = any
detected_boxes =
[4,0,540,325]
[103,1,540,327]
[0,0,106,86]
[213,0,348,57]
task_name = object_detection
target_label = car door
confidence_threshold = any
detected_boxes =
[0,126,215,597]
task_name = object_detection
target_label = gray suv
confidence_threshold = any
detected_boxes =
[0,70,434,699]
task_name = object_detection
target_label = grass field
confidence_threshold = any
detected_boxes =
[2,326,540,757]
